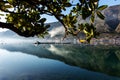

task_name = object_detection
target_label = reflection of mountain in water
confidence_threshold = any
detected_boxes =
[47,45,120,77]
[1,43,120,77]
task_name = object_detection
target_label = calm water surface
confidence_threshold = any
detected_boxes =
[0,42,120,80]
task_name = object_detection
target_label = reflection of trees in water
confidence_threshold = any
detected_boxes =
[47,45,120,77]
[1,44,120,77]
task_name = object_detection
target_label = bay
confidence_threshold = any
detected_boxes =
[0,42,120,80]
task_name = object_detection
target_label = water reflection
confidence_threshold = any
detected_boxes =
[0,43,120,80]
[47,44,120,77]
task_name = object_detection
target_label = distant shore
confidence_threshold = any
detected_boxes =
[33,37,120,46]
[90,37,120,45]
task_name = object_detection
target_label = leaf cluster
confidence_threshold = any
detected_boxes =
[0,0,107,40]
[65,0,107,41]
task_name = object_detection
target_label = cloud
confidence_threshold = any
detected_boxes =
[48,26,65,38]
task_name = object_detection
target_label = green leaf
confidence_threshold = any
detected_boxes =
[8,0,13,4]
[96,11,105,20]
[4,4,13,8]
[0,14,4,16]
[82,7,92,19]
[94,0,99,2]
[89,2,94,10]
[23,27,26,31]
[98,5,108,11]
[79,0,85,3]
[45,25,50,29]
[8,0,16,5]
[54,0,57,2]
[39,34,44,38]
[39,18,46,22]
[67,0,70,2]
[90,13,95,23]
[65,3,72,7]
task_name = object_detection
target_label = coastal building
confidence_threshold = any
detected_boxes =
[109,39,116,45]
[115,38,120,45]
[90,38,99,45]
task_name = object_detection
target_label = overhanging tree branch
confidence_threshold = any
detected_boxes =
[0,0,107,41]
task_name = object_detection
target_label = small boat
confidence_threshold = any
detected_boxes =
[34,41,41,44]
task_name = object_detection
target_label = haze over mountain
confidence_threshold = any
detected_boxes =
[0,30,18,38]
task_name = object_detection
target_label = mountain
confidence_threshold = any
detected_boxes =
[96,5,120,32]
[0,5,120,39]
[46,22,62,30]
[0,30,18,38]
[47,5,120,38]
[115,23,120,33]
[104,5,120,30]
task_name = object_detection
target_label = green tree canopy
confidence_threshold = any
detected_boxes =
[0,0,107,41]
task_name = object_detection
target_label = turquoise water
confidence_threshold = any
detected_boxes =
[0,43,120,80]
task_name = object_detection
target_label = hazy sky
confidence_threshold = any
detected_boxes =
[0,0,120,32]
[99,0,120,6]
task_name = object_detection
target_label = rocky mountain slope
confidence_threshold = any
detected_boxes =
[96,5,120,33]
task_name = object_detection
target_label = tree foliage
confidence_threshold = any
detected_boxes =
[0,0,107,41]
